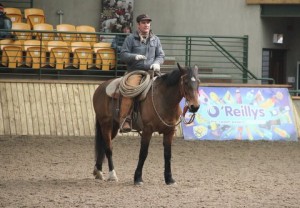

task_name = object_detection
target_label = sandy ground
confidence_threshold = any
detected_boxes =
[0,135,300,208]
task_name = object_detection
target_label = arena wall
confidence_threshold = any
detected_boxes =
[0,80,299,139]
[0,80,98,137]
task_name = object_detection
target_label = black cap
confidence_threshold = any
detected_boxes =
[136,14,152,23]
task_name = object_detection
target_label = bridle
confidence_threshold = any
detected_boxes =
[151,73,197,128]
[179,74,197,125]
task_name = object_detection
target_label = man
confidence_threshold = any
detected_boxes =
[119,14,165,132]
[0,3,14,40]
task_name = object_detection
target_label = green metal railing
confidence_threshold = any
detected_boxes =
[0,29,272,83]
[0,0,33,10]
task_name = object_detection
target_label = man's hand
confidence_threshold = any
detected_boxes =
[150,64,160,72]
[135,55,146,60]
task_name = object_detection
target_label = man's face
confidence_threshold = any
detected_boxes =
[138,20,151,34]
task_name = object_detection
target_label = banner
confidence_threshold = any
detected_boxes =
[180,87,298,141]
[100,0,134,33]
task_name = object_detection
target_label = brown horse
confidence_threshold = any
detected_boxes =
[93,63,200,185]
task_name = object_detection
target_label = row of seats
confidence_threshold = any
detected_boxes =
[11,23,98,47]
[0,39,116,70]
[4,7,45,29]
[6,8,98,47]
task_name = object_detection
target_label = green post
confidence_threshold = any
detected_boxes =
[185,36,191,67]
[243,35,249,83]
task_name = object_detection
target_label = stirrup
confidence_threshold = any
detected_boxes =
[120,118,132,133]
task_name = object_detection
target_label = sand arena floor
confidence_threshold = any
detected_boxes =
[0,135,300,208]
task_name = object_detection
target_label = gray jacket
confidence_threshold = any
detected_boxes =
[120,30,165,71]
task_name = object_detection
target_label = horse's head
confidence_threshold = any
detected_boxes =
[177,63,200,113]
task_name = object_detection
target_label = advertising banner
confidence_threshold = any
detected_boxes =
[180,87,298,141]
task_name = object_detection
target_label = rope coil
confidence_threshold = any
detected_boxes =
[119,70,151,98]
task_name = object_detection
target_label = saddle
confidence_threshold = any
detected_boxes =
[105,74,155,133]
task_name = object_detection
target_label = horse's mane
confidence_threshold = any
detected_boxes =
[159,66,195,86]
[159,68,181,86]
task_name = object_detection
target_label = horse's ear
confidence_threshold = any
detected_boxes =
[193,64,199,75]
[177,62,184,73]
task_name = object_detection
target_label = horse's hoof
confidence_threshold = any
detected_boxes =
[94,171,104,180]
[93,167,104,180]
[107,170,118,182]
[167,181,177,186]
[134,178,144,185]
[134,181,144,186]
[166,178,176,185]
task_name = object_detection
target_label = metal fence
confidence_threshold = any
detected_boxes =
[0,29,259,83]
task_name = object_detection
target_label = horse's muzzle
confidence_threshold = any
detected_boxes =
[189,105,199,113]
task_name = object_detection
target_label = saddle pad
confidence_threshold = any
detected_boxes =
[106,77,122,98]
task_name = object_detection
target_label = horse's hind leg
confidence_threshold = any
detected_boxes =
[93,119,105,180]
[104,123,119,181]
[94,120,119,181]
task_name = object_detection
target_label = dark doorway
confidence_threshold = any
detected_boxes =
[262,49,286,84]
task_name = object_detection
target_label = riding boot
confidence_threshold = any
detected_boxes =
[119,96,133,133]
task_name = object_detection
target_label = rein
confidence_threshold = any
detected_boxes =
[151,74,196,128]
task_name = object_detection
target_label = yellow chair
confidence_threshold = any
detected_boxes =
[33,23,55,48]
[71,41,93,70]
[56,24,77,47]
[24,8,45,29]
[4,7,22,23]
[12,22,32,49]
[0,39,23,68]
[93,42,116,70]
[23,39,47,69]
[76,25,97,46]
[48,40,70,69]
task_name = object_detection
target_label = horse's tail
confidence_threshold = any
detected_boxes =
[95,118,105,163]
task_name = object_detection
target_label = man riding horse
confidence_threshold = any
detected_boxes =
[119,14,165,133]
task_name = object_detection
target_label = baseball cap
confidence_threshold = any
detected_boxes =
[136,14,152,23]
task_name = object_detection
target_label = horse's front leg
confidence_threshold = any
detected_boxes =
[134,131,152,185]
[163,130,176,185]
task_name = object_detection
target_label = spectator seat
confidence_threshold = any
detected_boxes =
[93,42,116,70]
[33,23,55,48]
[71,41,93,70]
[0,39,23,68]
[48,40,70,69]
[24,8,45,29]
[76,25,97,47]
[56,24,77,47]
[23,39,47,69]
[4,7,22,23]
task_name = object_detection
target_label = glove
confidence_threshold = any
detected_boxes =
[135,55,146,60]
[150,64,160,72]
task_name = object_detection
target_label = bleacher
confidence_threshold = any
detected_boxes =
[0,7,121,80]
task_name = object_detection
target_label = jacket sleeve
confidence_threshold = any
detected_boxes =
[153,37,165,65]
